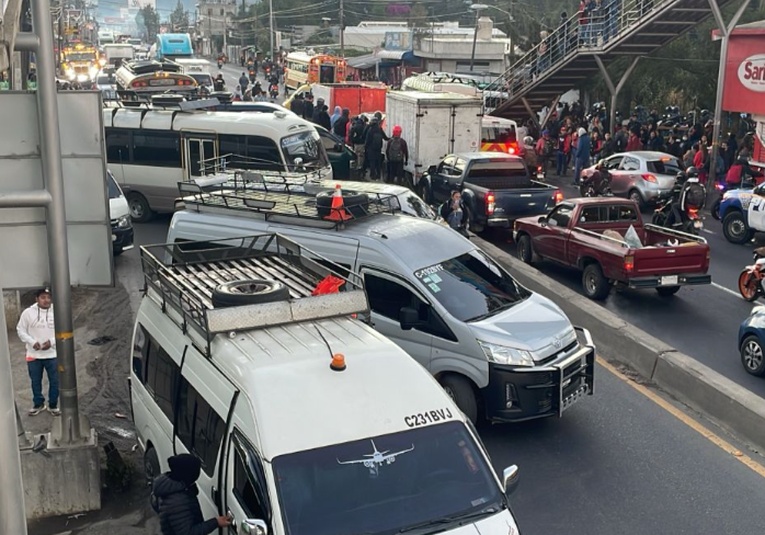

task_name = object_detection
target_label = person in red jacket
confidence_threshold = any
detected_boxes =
[625,129,643,152]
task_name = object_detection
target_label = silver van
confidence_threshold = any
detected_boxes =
[168,189,595,423]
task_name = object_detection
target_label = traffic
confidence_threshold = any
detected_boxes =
[5,12,765,535]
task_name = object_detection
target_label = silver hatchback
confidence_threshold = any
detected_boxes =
[582,151,684,208]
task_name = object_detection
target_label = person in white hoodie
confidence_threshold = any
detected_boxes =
[16,287,59,416]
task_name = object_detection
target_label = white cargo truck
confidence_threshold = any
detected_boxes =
[384,91,482,183]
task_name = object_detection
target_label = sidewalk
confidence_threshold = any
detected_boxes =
[6,283,159,534]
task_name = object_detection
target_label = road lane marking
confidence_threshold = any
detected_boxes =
[597,356,765,478]
[702,228,715,235]
[712,282,743,299]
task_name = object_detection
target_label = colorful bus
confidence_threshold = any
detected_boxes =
[115,59,198,95]
[284,52,347,90]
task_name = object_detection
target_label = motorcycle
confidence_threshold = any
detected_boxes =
[218,60,223,69]
[269,83,279,99]
[738,247,765,301]
[652,200,703,235]
[579,169,612,197]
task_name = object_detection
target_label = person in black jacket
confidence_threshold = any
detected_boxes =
[153,454,230,535]
[312,102,332,130]
[364,117,388,180]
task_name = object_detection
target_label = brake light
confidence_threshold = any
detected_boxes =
[553,189,564,204]
[642,173,657,183]
[624,255,634,273]
[507,146,516,155]
[486,192,495,216]
[687,207,699,217]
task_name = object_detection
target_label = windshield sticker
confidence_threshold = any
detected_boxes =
[428,282,441,293]
[429,273,442,284]
[404,408,454,428]
[337,440,415,477]
[415,264,444,279]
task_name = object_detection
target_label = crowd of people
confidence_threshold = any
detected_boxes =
[522,102,758,186]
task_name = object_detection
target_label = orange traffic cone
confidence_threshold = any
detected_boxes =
[324,184,351,222]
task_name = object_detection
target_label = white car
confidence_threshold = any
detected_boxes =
[107,170,133,255]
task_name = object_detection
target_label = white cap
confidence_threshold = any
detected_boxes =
[578,127,587,137]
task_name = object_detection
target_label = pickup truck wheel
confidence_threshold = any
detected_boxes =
[582,263,611,300]
[628,189,645,210]
[655,286,680,297]
[440,375,478,424]
[723,211,754,244]
[517,234,535,264]
[740,335,765,376]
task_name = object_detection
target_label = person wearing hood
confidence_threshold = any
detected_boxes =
[573,127,591,186]
[333,108,351,139]
[16,287,59,415]
[153,454,231,535]
[330,105,342,128]
[364,116,389,180]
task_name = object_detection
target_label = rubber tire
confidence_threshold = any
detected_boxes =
[582,263,611,300]
[722,211,754,245]
[740,335,765,376]
[211,279,290,308]
[127,192,154,223]
[517,234,534,264]
[144,447,161,488]
[113,248,124,257]
[711,198,721,221]
[315,190,369,218]
[655,286,680,297]
[738,270,760,302]
[440,375,478,424]
[628,189,645,210]
[651,210,667,227]
[419,181,433,205]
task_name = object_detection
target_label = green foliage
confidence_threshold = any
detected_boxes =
[169,0,191,31]
[136,6,160,43]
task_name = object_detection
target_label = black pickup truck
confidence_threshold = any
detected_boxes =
[418,152,564,233]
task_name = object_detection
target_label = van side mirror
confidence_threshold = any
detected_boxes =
[502,465,520,496]
[427,165,437,175]
[537,215,547,225]
[399,307,420,330]
[241,519,268,535]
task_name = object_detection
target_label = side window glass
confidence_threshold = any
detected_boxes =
[145,342,179,421]
[438,156,455,175]
[622,157,640,171]
[105,128,131,163]
[132,324,148,383]
[548,205,573,227]
[176,378,226,476]
[606,156,622,170]
[454,158,467,176]
[580,207,600,223]
[232,440,269,521]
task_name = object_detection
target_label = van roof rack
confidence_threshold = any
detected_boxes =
[176,172,402,229]
[140,233,367,358]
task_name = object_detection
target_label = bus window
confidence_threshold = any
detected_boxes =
[219,134,283,171]
[280,131,329,170]
[319,65,335,84]
[106,129,131,163]
[133,131,182,167]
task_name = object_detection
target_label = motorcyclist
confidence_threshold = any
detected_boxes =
[666,166,704,229]
[521,135,538,175]
[213,74,226,92]
[580,159,611,196]
[725,156,764,189]
[252,80,262,96]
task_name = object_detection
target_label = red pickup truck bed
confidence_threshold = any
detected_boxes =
[513,198,711,299]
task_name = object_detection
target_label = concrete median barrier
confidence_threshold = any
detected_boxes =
[474,235,765,454]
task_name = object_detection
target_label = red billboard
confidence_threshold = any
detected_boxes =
[721,20,765,115]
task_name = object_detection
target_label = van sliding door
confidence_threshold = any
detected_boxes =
[182,133,218,178]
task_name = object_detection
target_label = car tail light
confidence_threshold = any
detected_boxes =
[624,255,634,272]
[486,192,495,216]
[687,207,699,217]
[642,173,658,183]
[553,189,564,204]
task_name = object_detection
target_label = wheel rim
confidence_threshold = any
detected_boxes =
[585,272,597,294]
[129,199,145,219]
[145,457,156,487]
[443,385,455,401]
[743,340,763,371]
[629,192,641,204]
[728,218,747,239]
[233,282,271,295]
[739,272,759,300]
[520,239,530,261]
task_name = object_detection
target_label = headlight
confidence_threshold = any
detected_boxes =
[117,215,131,228]
[478,340,534,367]
[89,67,99,77]
[77,74,88,82]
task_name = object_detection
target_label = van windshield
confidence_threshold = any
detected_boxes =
[414,249,531,322]
[272,421,504,535]
[280,130,329,171]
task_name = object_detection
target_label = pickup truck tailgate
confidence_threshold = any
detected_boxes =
[632,243,708,275]
[497,186,557,219]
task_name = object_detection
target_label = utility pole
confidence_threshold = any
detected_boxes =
[269,0,274,61]
[340,0,345,57]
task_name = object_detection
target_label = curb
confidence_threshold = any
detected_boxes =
[473,234,765,454]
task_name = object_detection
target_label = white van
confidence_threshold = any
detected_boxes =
[168,189,596,423]
[130,234,522,535]
[107,170,133,255]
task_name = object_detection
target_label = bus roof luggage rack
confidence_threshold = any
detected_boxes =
[124,58,183,75]
[140,233,367,358]
[176,172,402,229]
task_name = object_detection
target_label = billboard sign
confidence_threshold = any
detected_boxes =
[722,26,765,115]
[0,92,113,289]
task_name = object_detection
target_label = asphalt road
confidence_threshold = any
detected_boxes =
[491,173,765,402]
[124,216,765,535]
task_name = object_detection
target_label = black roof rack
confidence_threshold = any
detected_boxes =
[141,233,367,358]
[176,172,402,230]
[124,58,183,74]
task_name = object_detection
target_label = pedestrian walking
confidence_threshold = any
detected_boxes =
[16,287,59,416]
[153,454,231,535]
[385,125,409,185]
[573,127,591,185]
[350,116,367,179]
[238,72,249,94]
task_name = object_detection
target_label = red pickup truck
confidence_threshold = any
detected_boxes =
[512,198,711,300]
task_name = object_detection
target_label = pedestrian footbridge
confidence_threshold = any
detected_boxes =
[487,0,739,122]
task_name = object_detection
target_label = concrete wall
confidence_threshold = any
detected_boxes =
[3,290,21,328]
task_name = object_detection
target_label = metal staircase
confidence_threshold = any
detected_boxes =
[487,0,738,121]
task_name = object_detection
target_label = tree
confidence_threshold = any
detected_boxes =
[170,0,190,32]
[136,6,160,43]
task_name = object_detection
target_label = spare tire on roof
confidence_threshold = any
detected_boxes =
[316,190,370,219]
[211,279,290,308]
